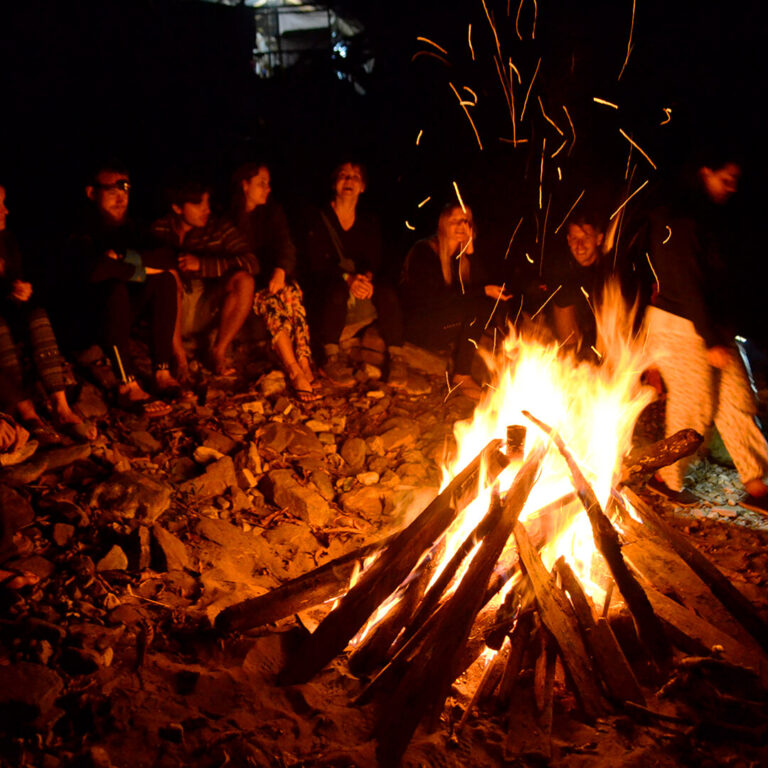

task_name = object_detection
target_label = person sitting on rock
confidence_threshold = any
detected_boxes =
[151,177,257,378]
[303,160,406,387]
[400,202,509,400]
[0,182,96,442]
[62,161,179,417]
[231,162,318,402]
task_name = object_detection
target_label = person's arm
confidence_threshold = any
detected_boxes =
[194,219,260,279]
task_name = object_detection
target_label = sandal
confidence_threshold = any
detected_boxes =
[59,419,98,443]
[288,366,321,403]
[116,392,172,419]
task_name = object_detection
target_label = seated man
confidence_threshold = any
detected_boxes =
[63,160,180,416]
[550,212,614,355]
[151,180,257,376]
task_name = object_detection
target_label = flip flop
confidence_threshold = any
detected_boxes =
[290,383,321,403]
[117,393,172,419]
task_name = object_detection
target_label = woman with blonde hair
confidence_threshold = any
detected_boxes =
[401,203,509,399]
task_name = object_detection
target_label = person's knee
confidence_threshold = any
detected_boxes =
[226,270,255,299]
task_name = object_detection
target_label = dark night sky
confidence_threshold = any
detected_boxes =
[1,0,766,286]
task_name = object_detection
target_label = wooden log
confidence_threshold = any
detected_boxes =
[456,637,510,733]
[523,410,672,666]
[640,584,768,684]
[374,447,545,768]
[554,558,645,706]
[622,487,768,656]
[348,554,433,676]
[514,521,607,720]
[497,609,535,706]
[620,428,703,483]
[214,533,396,633]
[279,440,509,685]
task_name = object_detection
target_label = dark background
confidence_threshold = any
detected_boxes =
[1,0,766,293]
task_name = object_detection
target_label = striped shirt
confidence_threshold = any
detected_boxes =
[151,214,259,279]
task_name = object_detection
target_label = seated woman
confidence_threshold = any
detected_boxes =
[231,162,318,401]
[400,203,510,400]
[303,160,405,386]
[0,184,96,442]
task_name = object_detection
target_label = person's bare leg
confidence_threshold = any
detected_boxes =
[273,330,313,394]
[211,271,255,374]
[118,379,152,403]
[298,355,316,386]
[15,398,40,423]
[49,389,97,440]
[170,270,189,380]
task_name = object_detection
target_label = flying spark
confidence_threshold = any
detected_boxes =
[646,251,660,293]
[405,221,415,230]
[484,282,506,330]
[418,196,431,208]
[554,189,585,233]
[557,167,562,181]
[593,97,619,109]
[590,346,603,359]
[610,179,648,220]
[514,294,524,325]
[660,107,672,125]
[530,284,562,320]
[619,128,657,170]
[532,0,538,38]
[662,226,671,244]
[449,82,484,150]
[618,0,636,80]
[539,138,546,209]
[538,96,564,135]
[515,0,525,40]
[463,86,478,105]
[452,180,467,212]
[550,137,568,159]
[416,36,448,55]
[504,217,524,258]
[416,129,423,145]
[468,24,475,60]
[562,105,576,154]
[509,58,521,83]
[481,0,502,56]
[525,252,534,263]
[520,57,541,122]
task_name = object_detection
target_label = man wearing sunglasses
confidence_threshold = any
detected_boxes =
[61,161,182,417]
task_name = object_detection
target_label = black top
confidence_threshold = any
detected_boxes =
[233,201,296,282]
[0,231,24,299]
[304,204,382,281]
[646,188,739,348]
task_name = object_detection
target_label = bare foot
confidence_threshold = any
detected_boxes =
[298,357,318,388]
[210,346,236,377]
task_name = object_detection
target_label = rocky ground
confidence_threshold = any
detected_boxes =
[2,343,768,768]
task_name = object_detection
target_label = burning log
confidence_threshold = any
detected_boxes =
[280,439,509,685]
[620,429,704,483]
[523,410,672,666]
[554,557,645,706]
[496,608,535,706]
[622,487,768,656]
[513,521,607,720]
[214,533,397,633]
[373,447,545,767]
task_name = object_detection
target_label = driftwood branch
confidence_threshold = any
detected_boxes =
[620,429,703,483]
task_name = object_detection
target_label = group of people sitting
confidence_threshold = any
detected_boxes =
[2,146,768,522]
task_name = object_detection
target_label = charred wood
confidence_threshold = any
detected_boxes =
[279,440,509,684]
[620,429,703,482]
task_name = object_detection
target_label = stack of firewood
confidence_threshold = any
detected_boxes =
[216,418,768,766]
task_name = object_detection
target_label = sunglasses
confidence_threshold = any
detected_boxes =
[95,179,131,193]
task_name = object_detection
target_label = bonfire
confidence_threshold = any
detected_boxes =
[216,282,768,766]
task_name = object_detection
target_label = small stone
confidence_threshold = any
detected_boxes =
[96,545,128,571]
[260,469,334,527]
[310,470,335,501]
[0,662,64,723]
[259,422,325,459]
[366,389,385,399]
[340,437,367,471]
[237,468,258,489]
[361,363,382,380]
[246,442,263,474]
[52,522,75,547]
[317,432,336,445]
[260,370,286,397]
[200,428,238,455]
[137,525,151,569]
[193,446,225,464]
[356,471,380,486]
[339,485,383,519]
[128,430,162,454]
[241,400,265,414]
[152,524,190,571]
[305,419,333,432]
[231,486,251,512]
[43,443,93,470]
[716,507,738,518]
[90,471,173,524]
[179,456,238,497]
